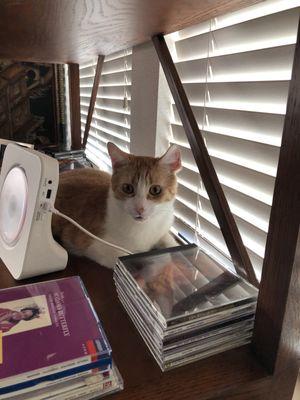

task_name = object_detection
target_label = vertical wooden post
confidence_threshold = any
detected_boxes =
[152,34,258,287]
[82,55,104,149]
[252,18,300,389]
[51,64,60,146]
[68,63,82,150]
[268,229,300,400]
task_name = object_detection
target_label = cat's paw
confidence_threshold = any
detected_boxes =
[154,233,178,249]
[84,241,126,269]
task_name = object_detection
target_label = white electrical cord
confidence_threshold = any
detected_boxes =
[50,206,133,255]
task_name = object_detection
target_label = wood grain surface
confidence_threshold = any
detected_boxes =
[0,0,263,63]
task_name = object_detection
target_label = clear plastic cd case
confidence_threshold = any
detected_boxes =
[115,244,258,371]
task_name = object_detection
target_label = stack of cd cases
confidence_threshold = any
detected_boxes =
[114,244,258,371]
[0,277,124,399]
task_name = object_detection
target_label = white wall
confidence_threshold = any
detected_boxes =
[130,41,171,158]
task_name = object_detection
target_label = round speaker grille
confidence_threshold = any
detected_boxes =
[0,167,28,246]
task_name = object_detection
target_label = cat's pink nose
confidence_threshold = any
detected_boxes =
[136,206,145,215]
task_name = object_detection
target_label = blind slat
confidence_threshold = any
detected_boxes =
[175,0,300,40]
[175,200,266,259]
[89,130,130,148]
[89,123,130,143]
[177,174,271,232]
[171,104,284,146]
[171,124,280,176]
[178,148,275,205]
[176,44,294,83]
[92,108,131,127]
[102,55,132,75]
[173,216,263,279]
[95,98,131,114]
[80,50,132,172]
[181,81,289,114]
[95,85,131,100]
[175,190,267,259]
[104,49,132,62]
[100,70,132,86]
[175,8,299,61]
[81,108,130,129]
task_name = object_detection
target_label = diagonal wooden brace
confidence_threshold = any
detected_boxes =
[152,34,258,287]
[82,55,104,148]
[68,63,82,150]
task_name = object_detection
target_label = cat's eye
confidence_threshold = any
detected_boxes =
[149,185,162,196]
[122,183,134,195]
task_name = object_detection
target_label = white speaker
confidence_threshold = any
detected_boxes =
[0,144,68,280]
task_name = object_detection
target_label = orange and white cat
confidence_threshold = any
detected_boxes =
[52,142,181,269]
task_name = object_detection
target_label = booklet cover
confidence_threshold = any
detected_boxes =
[118,244,258,327]
[0,276,111,394]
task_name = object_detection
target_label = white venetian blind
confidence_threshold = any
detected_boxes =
[79,49,132,172]
[168,0,300,279]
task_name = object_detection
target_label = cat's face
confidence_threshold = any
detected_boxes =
[107,143,181,222]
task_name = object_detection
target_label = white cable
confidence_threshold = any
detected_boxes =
[50,206,133,255]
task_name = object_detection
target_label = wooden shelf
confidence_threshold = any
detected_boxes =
[0,0,264,63]
[0,256,271,400]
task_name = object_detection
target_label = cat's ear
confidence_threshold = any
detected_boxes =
[107,142,129,168]
[159,145,182,172]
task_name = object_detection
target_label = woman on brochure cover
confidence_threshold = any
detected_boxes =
[0,306,40,333]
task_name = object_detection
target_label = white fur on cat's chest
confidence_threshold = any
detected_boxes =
[103,192,174,253]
